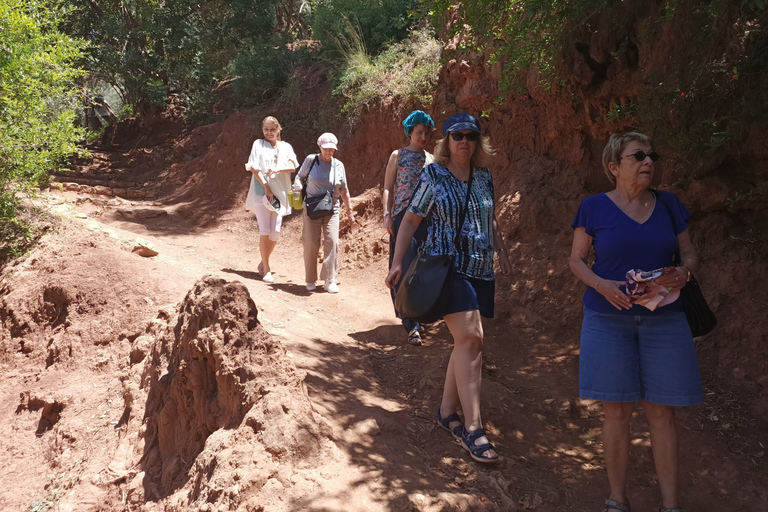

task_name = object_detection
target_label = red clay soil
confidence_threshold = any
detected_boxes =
[2,19,768,510]
[0,130,766,511]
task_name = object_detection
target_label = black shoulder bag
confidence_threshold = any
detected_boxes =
[394,169,474,324]
[304,155,336,220]
[653,190,717,337]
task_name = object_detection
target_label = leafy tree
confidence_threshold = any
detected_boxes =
[311,0,417,57]
[0,0,86,251]
[65,0,310,120]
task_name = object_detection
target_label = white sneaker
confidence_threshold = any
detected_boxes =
[306,282,316,291]
[323,281,339,293]
[262,272,274,283]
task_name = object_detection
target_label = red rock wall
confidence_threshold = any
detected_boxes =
[338,21,768,418]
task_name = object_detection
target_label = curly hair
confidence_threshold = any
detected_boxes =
[433,134,496,169]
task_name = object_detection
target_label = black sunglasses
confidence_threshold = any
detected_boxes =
[449,132,480,142]
[620,150,660,162]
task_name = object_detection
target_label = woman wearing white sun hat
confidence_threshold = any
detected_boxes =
[293,133,355,293]
[245,116,298,283]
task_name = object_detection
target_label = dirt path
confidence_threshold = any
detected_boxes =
[0,189,765,511]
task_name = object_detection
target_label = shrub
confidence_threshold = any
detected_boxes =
[231,37,320,106]
[333,29,442,120]
[311,0,417,58]
[0,0,85,255]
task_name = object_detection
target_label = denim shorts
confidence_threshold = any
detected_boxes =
[579,307,703,406]
[443,273,495,319]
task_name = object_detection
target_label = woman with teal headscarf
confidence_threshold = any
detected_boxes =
[381,110,435,345]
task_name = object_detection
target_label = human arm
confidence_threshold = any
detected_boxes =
[381,149,399,235]
[384,211,423,288]
[493,214,511,275]
[569,227,632,310]
[269,160,298,176]
[293,156,313,192]
[250,166,273,202]
[654,229,698,290]
[267,144,298,177]
[339,188,356,226]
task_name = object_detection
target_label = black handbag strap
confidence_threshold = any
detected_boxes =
[303,154,336,200]
[453,169,475,249]
[651,189,682,266]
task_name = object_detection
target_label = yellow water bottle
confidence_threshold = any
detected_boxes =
[290,189,302,209]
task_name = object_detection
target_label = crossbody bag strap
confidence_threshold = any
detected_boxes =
[452,169,475,249]
[651,189,682,265]
[330,157,337,202]
[301,155,319,200]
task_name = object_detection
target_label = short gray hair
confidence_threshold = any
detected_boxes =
[602,132,653,185]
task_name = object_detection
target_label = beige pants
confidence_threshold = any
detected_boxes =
[302,208,340,284]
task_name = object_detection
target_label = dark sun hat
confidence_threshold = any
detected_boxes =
[442,113,481,136]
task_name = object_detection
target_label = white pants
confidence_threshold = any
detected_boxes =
[252,199,282,241]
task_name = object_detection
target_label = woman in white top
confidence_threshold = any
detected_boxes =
[245,116,298,283]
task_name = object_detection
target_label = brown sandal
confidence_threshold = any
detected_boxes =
[603,499,630,512]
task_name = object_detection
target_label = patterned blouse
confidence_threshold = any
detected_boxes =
[408,163,495,280]
[392,148,433,217]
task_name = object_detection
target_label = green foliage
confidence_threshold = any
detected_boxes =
[62,0,424,121]
[606,101,638,122]
[65,0,291,119]
[311,0,417,58]
[333,29,441,120]
[0,0,85,250]
[231,37,319,107]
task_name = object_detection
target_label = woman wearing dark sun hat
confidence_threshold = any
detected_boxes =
[382,109,435,346]
[569,132,702,512]
[385,113,511,463]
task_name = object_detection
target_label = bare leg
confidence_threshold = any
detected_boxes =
[441,310,496,459]
[641,401,679,509]
[602,401,635,506]
[258,235,277,273]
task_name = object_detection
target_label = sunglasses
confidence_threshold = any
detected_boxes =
[449,132,480,142]
[620,150,660,162]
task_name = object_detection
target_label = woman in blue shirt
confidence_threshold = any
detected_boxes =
[569,132,703,512]
[385,113,511,463]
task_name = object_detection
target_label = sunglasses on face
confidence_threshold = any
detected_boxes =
[620,150,660,162]
[449,132,480,142]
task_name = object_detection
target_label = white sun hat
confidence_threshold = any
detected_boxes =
[262,194,281,213]
[317,132,338,149]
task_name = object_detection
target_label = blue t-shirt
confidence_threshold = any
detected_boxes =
[571,191,690,315]
[408,163,495,280]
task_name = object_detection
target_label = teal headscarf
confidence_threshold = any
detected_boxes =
[402,110,434,137]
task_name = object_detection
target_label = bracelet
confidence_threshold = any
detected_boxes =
[383,211,390,217]
[495,247,506,253]
[594,279,600,289]
[679,265,692,282]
